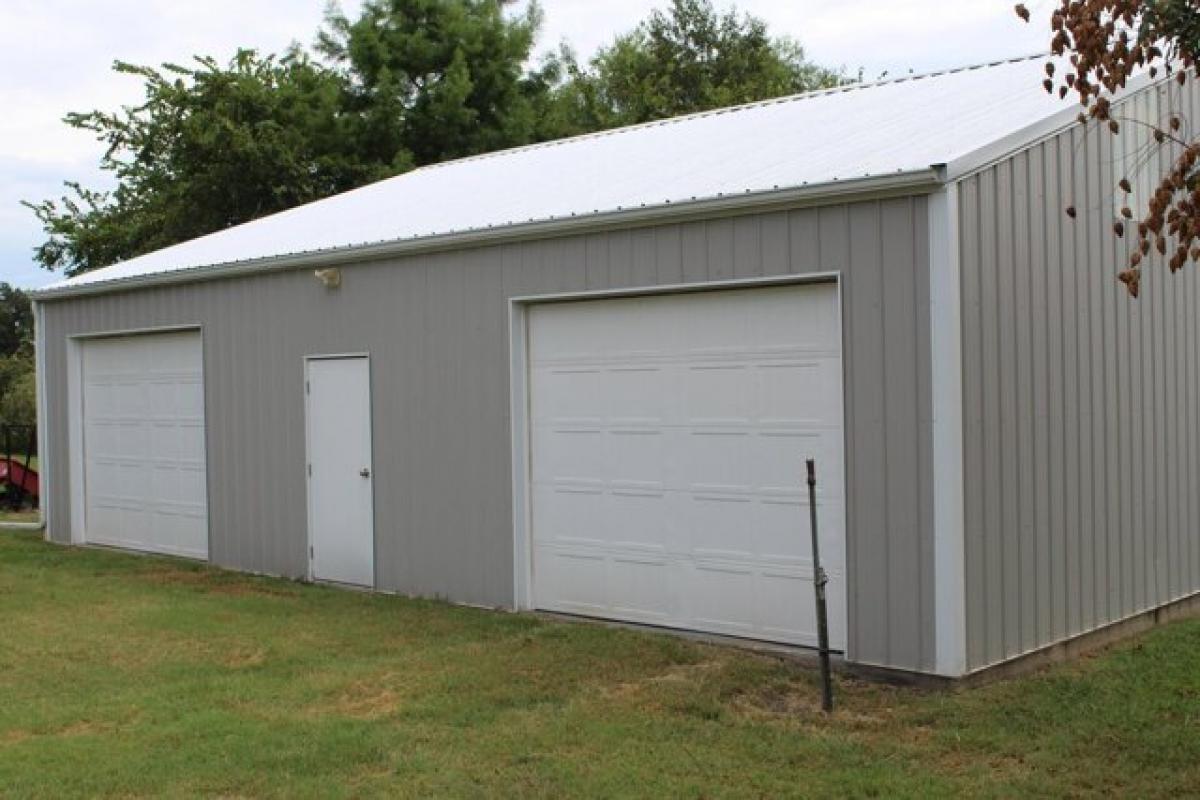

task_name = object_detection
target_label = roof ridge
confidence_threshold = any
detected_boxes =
[408,52,1052,174]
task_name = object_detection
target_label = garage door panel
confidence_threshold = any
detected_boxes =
[530,301,624,359]
[759,571,821,644]
[608,490,670,549]
[146,380,178,416]
[534,548,608,613]
[533,366,605,419]
[174,380,206,417]
[754,431,820,491]
[755,499,844,566]
[535,483,672,552]
[87,505,124,542]
[608,555,672,621]
[690,563,758,634]
[607,429,666,484]
[755,430,844,495]
[682,430,758,491]
[532,483,608,544]
[603,366,669,418]
[180,423,207,460]
[679,295,753,351]
[82,331,208,560]
[753,281,837,331]
[177,465,208,505]
[684,494,756,558]
[752,499,810,562]
[532,427,605,481]
[684,363,753,421]
[757,360,841,422]
[529,283,847,649]
[146,421,205,463]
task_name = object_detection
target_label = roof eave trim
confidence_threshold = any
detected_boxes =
[942,71,1160,182]
[32,168,941,301]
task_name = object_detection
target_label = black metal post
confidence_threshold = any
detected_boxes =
[23,426,37,505]
[806,458,834,713]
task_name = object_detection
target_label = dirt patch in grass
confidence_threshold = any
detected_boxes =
[322,676,405,720]
[603,659,724,704]
[57,719,114,738]
[204,581,300,599]
[4,720,119,745]
[1,729,32,745]
[139,565,300,599]
[223,647,269,670]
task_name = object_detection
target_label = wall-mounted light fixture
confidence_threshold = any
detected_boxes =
[314,268,342,289]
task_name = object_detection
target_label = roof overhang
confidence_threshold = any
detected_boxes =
[32,168,942,301]
[940,70,1159,182]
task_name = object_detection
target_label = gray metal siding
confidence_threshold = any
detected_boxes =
[41,198,935,671]
[959,80,1200,670]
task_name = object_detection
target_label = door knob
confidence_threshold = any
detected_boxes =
[359,467,371,478]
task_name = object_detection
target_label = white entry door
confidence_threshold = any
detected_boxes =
[305,356,375,587]
[527,283,846,649]
[81,330,209,559]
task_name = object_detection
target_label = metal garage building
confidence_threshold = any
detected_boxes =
[30,55,1200,678]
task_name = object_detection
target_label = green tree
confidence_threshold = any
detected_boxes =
[25,49,365,277]
[0,283,34,429]
[0,284,32,358]
[549,0,844,134]
[26,1,843,279]
[317,0,552,167]
[0,360,34,428]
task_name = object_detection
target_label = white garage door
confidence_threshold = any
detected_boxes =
[528,283,846,649]
[81,331,209,559]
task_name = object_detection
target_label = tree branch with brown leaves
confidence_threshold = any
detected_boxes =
[1017,0,1200,297]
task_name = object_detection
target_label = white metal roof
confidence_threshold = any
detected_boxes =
[39,53,1107,297]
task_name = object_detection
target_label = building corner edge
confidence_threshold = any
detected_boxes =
[929,184,968,677]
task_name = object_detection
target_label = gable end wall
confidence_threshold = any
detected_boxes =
[958,77,1200,670]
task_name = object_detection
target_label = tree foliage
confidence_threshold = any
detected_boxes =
[1017,0,1200,297]
[316,0,555,166]
[0,284,34,428]
[24,50,365,277]
[549,0,844,133]
[28,0,842,277]
[0,284,32,358]
[0,362,35,429]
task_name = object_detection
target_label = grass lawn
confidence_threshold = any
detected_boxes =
[1,531,1198,798]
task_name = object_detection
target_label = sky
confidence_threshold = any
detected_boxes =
[0,0,1050,290]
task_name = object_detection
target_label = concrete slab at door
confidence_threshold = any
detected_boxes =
[527,283,847,649]
[306,356,375,587]
[80,330,209,559]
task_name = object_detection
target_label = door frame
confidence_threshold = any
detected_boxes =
[66,324,210,555]
[302,352,377,586]
[507,272,847,623]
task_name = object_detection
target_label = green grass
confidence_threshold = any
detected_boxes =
[1,531,1198,798]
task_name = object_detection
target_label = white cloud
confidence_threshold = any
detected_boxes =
[0,0,1054,288]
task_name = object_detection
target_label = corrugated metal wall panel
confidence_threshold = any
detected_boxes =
[41,197,935,671]
[960,80,1200,670]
